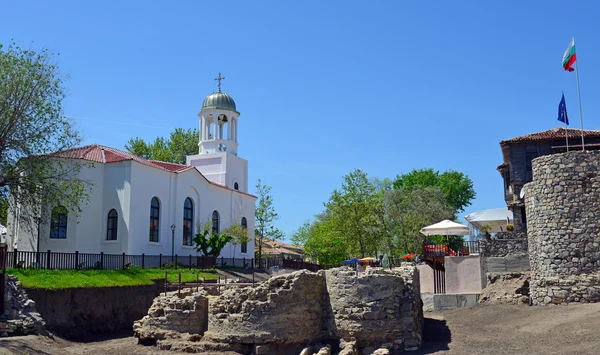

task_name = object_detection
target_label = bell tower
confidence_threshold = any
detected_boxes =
[197,72,240,156]
[186,73,248,192]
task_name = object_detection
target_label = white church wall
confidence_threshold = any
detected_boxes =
[223,154,249,192]
[98,161,132,254]
[128,162,174,255]
[12,161,106,253]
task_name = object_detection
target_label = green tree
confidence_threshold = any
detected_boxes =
[393,168,475,214]
[125,128,198,164]
[193,221,233,257]
[296,213,349,266]
[325,169,383,258]
[384,186,454,254]
[255,179,283,265]
[0,42,90,234]
[224,223,249,256]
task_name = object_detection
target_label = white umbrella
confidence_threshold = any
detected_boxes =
[420,220,470,236]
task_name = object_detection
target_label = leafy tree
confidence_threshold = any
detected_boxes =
[384,186,454,254]
[193,221,233,257]
[324,169,383,258]
[224,223,249,255]
[294,213,348,266]
[393,168,475,214]
[0,42,90,235]
[255,179,283,265]
[125,128,199,164]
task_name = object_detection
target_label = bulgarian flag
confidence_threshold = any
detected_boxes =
[562,38,576,72]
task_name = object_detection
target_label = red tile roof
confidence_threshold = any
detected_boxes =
[41,144,256,198]
[501,127,600,144]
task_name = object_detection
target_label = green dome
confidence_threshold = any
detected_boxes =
[202,91,238,113]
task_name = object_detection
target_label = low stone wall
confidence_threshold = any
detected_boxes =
[529,273,600,305]
[480,233,528,258]
[325,267,423,352]
[27,280,164,339]
[134,288,209,344]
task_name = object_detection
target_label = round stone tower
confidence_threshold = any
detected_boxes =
[526,150,600,305]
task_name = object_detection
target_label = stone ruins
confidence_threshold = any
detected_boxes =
[134,266,423,355]
[0,275,45,336]
[526,150,600,305]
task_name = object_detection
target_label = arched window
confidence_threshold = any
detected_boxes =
[107,209,118,241]
[49,206,68,239]
[149,197,160,242]
[234,182,239,191]
[240,217,248,253]
[183,198,194,246]
[212,210,220,235]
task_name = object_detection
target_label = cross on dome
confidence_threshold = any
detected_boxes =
[214,72,225,92]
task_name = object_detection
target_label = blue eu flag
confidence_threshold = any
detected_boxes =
[558,93,569,125]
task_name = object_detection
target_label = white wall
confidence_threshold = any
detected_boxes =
[8,158,256,260]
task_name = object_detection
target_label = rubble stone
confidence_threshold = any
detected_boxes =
[0,275,45,336]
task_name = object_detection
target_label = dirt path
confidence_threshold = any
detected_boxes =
[1,303,600,354]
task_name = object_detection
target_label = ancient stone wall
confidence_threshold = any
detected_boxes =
[203,270,327,354]
[526,150,600,305]
[134,266,423,355]
[134,288,209,344]
[325,267,422,352]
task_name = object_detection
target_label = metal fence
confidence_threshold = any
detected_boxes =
[423,240,480,258]
[0,248,327,272]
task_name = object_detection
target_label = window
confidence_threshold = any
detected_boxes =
[183,198,194,246]
[107,209,118,241]
[49,206,68,239]
[150,197,160,242]
[212,210,220,235]
[241,217,248,253]
[234,182,239,190]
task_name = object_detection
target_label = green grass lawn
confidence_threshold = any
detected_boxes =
[7,267,218,290]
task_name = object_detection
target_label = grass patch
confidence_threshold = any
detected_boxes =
[7,267,218,290]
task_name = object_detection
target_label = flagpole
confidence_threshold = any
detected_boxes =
[565,124,569,152]
[575,55,585,150]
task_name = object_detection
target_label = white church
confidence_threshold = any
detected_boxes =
[7,75,256,260]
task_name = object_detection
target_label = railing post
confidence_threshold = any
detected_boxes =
[243,257,246,269]
[175,254,178,269]
[100,252,104,270]
[221,256,224,267]
[159,254,162,269]
[75,251,79,270]
[12,249,17,268]
[122,252,125,270]
[142,253,145,269]
[233,256,235,268]
[46,250,51,269]
[189,254,192,269]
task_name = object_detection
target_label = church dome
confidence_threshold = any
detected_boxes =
[202,91,237,112]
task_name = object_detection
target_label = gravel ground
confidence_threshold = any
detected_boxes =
[1,303,600,354]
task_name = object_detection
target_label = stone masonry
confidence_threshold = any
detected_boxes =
[0,275,45,336]
[203,269,326,353]
[526,150,600,305]
[134,288,209,344]
[324,267,422,352]
[134,266,423,355]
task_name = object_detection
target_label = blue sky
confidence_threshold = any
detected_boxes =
[1,1,598,239]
